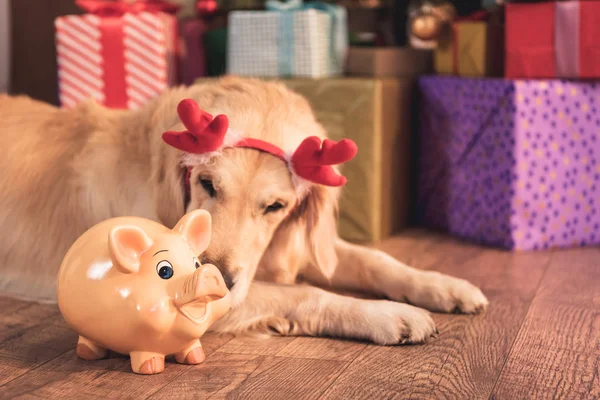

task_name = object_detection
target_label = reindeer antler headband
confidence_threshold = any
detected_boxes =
[162,99,358,195]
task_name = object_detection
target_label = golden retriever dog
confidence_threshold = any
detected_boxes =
[0,77,487,345]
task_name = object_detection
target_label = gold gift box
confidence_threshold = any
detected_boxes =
[434,18,504,77]
[283,78,414,243]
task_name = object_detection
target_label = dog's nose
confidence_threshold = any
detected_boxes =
[201,255,235,290]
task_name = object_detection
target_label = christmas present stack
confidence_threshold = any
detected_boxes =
[227,0,348,78]
[417,1,600,250]
[418,77,600,250]
[55,0,180,110]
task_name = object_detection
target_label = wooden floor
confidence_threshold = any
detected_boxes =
[0,231,598,399]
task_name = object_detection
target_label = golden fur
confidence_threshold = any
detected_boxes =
[0,78,487,344]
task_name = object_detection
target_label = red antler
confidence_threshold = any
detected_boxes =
[162,99,229,154]
[291,136,358,187]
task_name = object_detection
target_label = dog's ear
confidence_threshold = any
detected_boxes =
[300,185,339,280]
[264,184,339,282]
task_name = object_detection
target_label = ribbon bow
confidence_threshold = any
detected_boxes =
[76,0,179,16]
[196,0,218,15]
[265,0,303,11]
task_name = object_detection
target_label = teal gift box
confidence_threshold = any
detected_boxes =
[227,0,348,78]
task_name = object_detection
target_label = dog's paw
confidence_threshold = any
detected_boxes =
[360,301,437,346]
[405,271,489,314]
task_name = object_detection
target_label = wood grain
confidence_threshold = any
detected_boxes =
[491,247,600,400]
[321,245,552,400]
[216,336,297,356]
[373,230,485,271]
[0,326,235,399]
[276,337,366,362]
[149,352,346,400]
[0,231,598,399]
[0,301,60,343]
[0,311,75,387]
[0,297,31,317]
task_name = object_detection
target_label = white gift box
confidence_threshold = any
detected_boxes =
[227,3,347,78]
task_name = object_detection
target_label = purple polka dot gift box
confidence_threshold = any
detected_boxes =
[418,77,600,250]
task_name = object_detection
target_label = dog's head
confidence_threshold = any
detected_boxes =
[150,77,342,306]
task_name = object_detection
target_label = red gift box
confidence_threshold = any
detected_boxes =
[505,1,600,79]
[180,1,220,85]
[55,0,180,110]
[180,18,208,86]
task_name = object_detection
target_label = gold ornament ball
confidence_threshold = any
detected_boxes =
[411,15,441,41]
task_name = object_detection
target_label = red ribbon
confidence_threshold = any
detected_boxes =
[196,0,218,15]
[451,10,490,74]
[76,0,180,16]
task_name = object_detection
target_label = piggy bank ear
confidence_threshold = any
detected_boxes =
[174,210,212,255]
[108,225,154,274]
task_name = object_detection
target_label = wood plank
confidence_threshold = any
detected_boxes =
[0,331,234,398]
[0,296,31,317]
[276,337,366,362]
[0,319,74,386]
[0,301,60,343]
[3,232,598,398]
[373,230,485,272]
[1,349,187,399]
[216,336,297,356]
[321,246,551,399]
[491,308,599,400]
[533,247,600,306]
[492,247,600,399]
[200,333,236,357]
[148,352,347,400]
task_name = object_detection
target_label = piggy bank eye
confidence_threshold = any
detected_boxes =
[194,257,200,269]
[156,260,174,280]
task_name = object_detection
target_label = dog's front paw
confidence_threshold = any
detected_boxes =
[360,301,437,346]
[406,271,489,314]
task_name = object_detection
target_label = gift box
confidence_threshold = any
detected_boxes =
[346,47,433,77]
[180,18,209,85]
[55,0,180,110]
[505,1,600,79]
[227,1,348,78]
[418,77,600,250]
[180,1,230,84]
[204,27,228,77]
[283,78,416,242]
[434,10,504,77]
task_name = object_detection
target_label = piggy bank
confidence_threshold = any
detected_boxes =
[57,210,232,375]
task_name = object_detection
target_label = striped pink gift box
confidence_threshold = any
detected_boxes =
[55,0,179,110]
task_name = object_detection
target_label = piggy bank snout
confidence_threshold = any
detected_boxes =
[175,264,228,307]
[194,264,228,299]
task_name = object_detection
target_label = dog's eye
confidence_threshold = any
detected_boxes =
[265,202,285,214]
[199,178,216,198]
